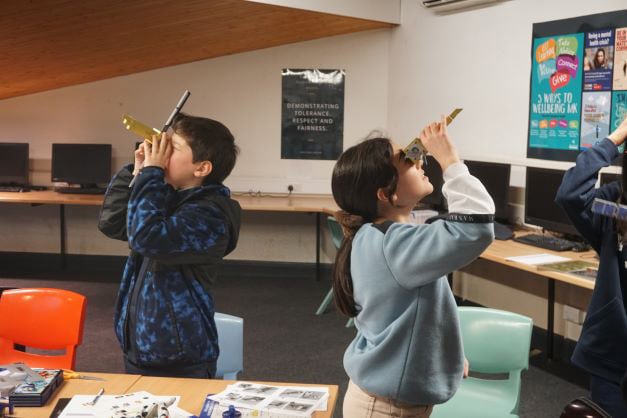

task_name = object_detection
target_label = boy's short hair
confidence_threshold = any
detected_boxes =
[172,113,239,184]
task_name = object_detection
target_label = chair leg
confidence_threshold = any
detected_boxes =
[346,318,354,328]
[315,289,334,315]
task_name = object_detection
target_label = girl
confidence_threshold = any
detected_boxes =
[556,116,627,418]
[332,117,495,417]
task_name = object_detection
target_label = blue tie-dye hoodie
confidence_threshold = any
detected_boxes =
[98,165,241,368]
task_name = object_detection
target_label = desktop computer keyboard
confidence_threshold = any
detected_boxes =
[513,234,579,252]
[0,186,27,192]
[55,187,106,195]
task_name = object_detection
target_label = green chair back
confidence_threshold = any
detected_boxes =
[431,307,533,418]
[459,307,532,374]
[327,216,344,249]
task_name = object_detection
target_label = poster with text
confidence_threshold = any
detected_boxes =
[611,91,627,131]
[580,91,611,148]
[613,27,627,90]
[281,69,345,160]
[583,29,614,91]
[529,33,584,150]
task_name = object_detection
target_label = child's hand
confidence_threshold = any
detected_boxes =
[144,133,172,169]
[419,115,460,171]
[463,358,469,378]
[609,115,627,147]
[132,142,146,176]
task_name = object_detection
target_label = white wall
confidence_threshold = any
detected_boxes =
[388,0,627,187]
[0,29,390,260]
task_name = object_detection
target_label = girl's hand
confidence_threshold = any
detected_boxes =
[144,133,172,169]
[132,142,146,176]
[609,115,627,147]
[463,358,469,378]
[419,115,460,171]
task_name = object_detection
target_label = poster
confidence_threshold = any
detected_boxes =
[281,69,345,160]
[580,91,611,148]
[582,29,614,91]
[611,90,627,131]
[529,34,584,150]
[613,27,627,90]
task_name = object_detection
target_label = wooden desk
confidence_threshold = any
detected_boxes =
[12,374,338,418]
[128,376,339,418]
[471,235,597,360]
[13,372,140,418]
[0,191,339,277]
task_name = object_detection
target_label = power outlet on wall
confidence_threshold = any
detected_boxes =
[563,305,585,324]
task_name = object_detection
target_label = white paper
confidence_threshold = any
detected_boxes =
[208,382,329,417]
[59,391,190,418]
[505,253,571,265]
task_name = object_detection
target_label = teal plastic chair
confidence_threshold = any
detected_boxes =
[316,216,354,327]
[430,307,533,418]
[215,312,243,380]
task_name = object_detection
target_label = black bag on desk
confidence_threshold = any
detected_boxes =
[560,397,611,418]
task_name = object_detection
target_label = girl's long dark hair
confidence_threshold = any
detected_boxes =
[331,137,399,317]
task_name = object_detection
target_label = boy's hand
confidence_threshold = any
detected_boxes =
[609,115,627,147]
[419,115,460,171]
[463,358,469,378]
[132,142,146,176]
[144,133,172,169]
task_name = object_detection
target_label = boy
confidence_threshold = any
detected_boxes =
[98,113,241,378]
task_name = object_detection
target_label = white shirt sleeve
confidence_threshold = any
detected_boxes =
[442,162,495,215]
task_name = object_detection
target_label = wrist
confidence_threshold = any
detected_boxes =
[608,132,625,146]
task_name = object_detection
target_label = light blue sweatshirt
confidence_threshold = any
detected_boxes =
[344,162,495,405]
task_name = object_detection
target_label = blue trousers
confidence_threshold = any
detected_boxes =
[591,374,627,418]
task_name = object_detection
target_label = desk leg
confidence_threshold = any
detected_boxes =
[547,279,555,360]
[316,212,321,281]
[60,204,67,269]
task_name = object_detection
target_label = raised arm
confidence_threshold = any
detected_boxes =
[555,116,627,250]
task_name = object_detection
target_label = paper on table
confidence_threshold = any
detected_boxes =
[505,253,571,265]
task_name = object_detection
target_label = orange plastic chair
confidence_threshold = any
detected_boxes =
[0,288,87,369]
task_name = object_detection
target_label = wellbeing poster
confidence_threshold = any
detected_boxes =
[614,27,627,90]
[580,91,611,148]
[529,33,584,150]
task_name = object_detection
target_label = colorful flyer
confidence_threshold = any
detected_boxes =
[611,90,627,130]
[583,29,614,91]
[580,91,611,148]
[529,33,584,150]
[613,27,627,90]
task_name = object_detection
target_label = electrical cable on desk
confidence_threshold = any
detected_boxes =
[231,190,295,198]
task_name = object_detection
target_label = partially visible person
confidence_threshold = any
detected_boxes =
[98,113,241,378]
[556,115,627,418]
[593,48,608,70]
[332,117,495,418]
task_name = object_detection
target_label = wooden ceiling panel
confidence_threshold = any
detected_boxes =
[0,0,394,100]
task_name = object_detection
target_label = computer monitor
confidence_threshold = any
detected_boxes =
[0,143,29,186]
[51,144,112,186]
[465,160,511,223]
[525,166,579,237]
[420,156,445,210]
[599,172,621,186]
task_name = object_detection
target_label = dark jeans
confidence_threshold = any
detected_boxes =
[591,374,627,418]
[124,356,216,379]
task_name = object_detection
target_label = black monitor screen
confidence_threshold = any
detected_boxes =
[0,143,29,185]
[599,171,621,186]
[525,166,579,237]
[51,144,112,185]
[421,156,445,210]
[465,160,511,222]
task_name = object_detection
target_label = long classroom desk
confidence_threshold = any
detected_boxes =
[0,191,339,277]
[13,373,338,418]
[466,233,596,360]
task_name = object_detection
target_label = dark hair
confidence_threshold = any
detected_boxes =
[594,48,606,69]
[172,113,239,184]
[331,137,399,317]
